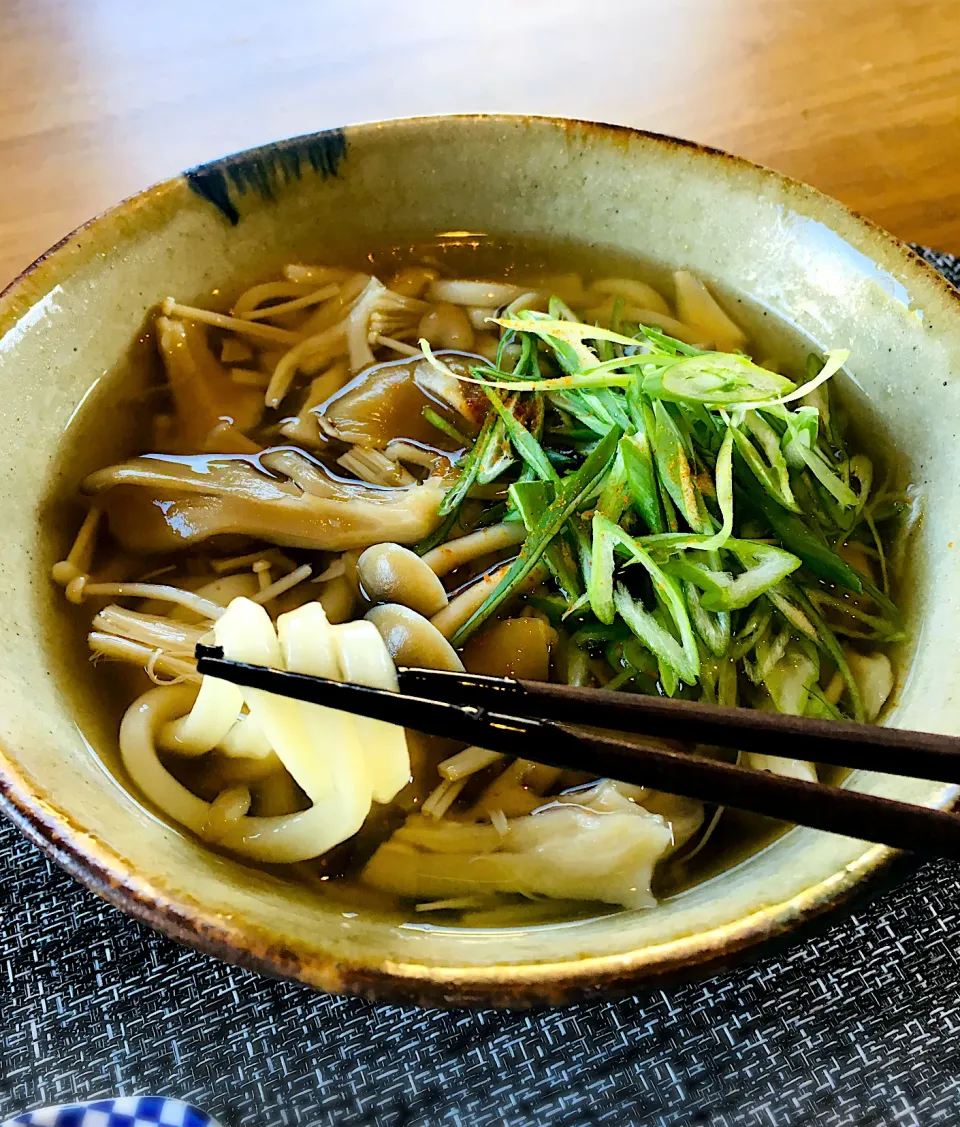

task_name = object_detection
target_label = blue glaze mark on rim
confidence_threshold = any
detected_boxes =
[185,128,348,225]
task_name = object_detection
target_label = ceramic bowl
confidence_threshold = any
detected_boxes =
[2,115,959,1008]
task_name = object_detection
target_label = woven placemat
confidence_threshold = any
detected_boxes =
[3,248,959,1127]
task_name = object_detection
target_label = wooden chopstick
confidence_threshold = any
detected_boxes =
[397,668,960,783]
[195,647,960,860]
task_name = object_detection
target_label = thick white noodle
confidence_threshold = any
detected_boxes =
[138,596,408,860]
[158,675,244,756]
[118,684,341,861]
[120,685,216,833]
[276,603,371,831]
[217,714,274,759]
[213,599,334,799]
[333,619,411,803]
[120,598,397,862]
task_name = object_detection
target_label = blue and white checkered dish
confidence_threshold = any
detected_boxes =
[1,1098,220,1127]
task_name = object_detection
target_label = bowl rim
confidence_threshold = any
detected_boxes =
[1,112,957,1008]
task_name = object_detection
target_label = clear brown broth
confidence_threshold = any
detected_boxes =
[44,234,909,927]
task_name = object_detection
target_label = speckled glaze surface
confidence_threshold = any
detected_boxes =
[1,115,959,1008]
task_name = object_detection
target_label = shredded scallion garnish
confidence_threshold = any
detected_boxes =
[420,288,904,715]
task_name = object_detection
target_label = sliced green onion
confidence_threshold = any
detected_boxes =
[686,580,731,657]
[438,408,497,517]
[667,540,801,612]
[806,590,906,642]
[548,389,615,435]
[621,432,665,534]
[766,579,864,722]
[588,512,617,624]
[744,348,848,409]
[698,424,734,552]
[779,404,819,469]
[795,444,858,507]
[510,480,581,600]
[731,426,800,513]
[651,401,704,531]
[451,425,623,644]
[415,509,461,555]
[421,406,472,447]
[592,515,700,684]
[634,324,703,357]
[614,584,699,686]
[476,413,515,486]
[597,447,631,523]
[744,410,798,509]
[493,314,640,355]
[646,352,796,406]
[483,388,558,482]
[739,473,864,594]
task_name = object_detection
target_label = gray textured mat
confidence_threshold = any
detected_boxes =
[2,247,958,1127]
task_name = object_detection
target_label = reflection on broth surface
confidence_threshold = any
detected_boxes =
[48,236,915,927]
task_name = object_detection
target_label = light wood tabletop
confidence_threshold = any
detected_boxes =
[2,0,959,286]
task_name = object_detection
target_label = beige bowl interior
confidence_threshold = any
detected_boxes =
[2,116,960,1005]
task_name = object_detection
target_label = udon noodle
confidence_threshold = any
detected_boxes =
[52,250,913,921]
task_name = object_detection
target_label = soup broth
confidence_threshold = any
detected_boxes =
[48,236,913,926]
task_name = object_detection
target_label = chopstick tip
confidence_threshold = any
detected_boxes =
[195,643,225,664]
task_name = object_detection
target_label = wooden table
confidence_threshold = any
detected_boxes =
[2,0,959,286]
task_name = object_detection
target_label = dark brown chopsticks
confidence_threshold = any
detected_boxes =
[398,668,960,783]
[195,646,960,861]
